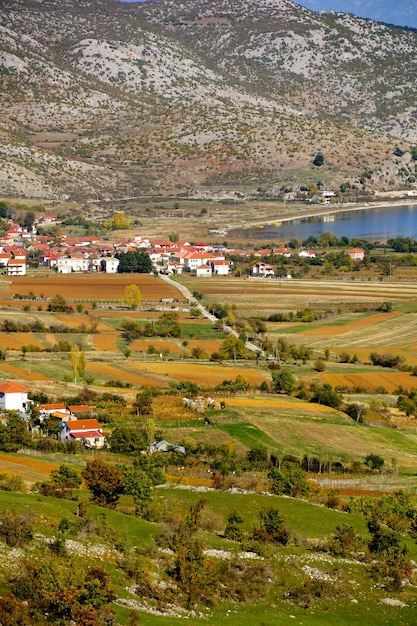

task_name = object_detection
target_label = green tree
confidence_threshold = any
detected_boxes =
[122,465,154,517]
[219,334,248,360]
[313,153,324,166]
[109,426,147,454]
[268,462,309,497]
[224,510,244,541]
[50,464,82,486]
[271,369,297,395]
[255,507,289,545]
[0,414,31,452]
[82,459,124,507]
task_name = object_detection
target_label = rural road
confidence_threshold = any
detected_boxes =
[158,274,263,354]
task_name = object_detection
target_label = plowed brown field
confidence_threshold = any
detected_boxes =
[0,332,44,350]
[92,334,119,351]
[8,274,182,301]
[0,363,52,381]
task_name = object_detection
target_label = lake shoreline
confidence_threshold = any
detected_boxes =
[227,197,417,241]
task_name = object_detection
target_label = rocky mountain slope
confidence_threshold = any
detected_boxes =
[1,0,417,200]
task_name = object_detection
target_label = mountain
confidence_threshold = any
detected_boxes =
[295,1,417,29]
[1,0,417,201]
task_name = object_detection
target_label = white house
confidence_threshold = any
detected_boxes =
[211,259,232,276]
[0,382,31,412]
[251,262,274,277]
[346,248,365,261]
[60,418,105,448]
[57,255,89,273]
[100,257,119,273]
[299,250,316,258]
[196,263,212,278]
[7,258,26,276]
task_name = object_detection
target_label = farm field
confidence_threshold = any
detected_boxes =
[6,273,182,303]
[135,362,269,387]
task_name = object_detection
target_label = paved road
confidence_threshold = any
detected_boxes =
[158,274,263,354]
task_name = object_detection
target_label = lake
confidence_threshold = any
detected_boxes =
[228,203,417,242]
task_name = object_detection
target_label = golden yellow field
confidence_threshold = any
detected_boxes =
[221,396,339,413]
[129,339,180,353]
[87,361,167,387]
[301,311,401,336]
[135,363,268,386]
[321,371,417,393]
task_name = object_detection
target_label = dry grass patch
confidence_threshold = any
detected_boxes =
[322,371,417,393]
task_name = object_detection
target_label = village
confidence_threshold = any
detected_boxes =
[0,211,367,279]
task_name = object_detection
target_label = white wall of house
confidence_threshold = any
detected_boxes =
[0,391,29,411]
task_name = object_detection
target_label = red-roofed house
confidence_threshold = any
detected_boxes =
[0,382,31,412]
[251,262,274,277]
[347,248,365,261]
[7,258,26,276]
[60,419,105,448]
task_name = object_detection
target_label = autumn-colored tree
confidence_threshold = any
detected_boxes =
[124,284,142,310]
[70,344,86,383]
[103,211,131,230]
[82,459,124,507]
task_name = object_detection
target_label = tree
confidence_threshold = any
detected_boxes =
[23,212,35,231]
[47,293,72,313]
[82,459,124,507]
[365,454,384,471]
[268,462,309,498]
[122,465,154,517]
[50,464,82,486]
[271,369,297,395]
[109,426,147,454]
[124,284,142,310]
[255,507,289,545]
[224,510,244,541]
[219,334,248,360]
[103,211,131,230]
[310,382,342,408]
[116,251,152,273]
[169,231,179,242]
[313,153,324,166]
[0,414,31,452]
[70,344,86,383]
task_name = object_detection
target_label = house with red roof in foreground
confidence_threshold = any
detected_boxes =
[0,382,31,412]
[60,418,105,448]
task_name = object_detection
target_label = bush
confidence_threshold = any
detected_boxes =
[0,510,34,546]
